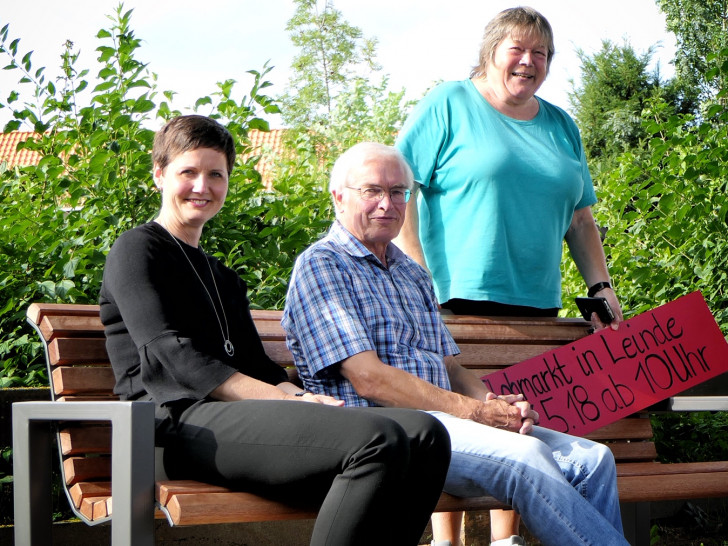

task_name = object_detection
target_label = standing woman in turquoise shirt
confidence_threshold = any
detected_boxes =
[395,7,624,546]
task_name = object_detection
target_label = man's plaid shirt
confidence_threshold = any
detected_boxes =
[282,221,460,407]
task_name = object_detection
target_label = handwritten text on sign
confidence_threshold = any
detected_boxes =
[481,292,728,436]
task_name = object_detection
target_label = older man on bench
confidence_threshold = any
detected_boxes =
[282,142,629,546]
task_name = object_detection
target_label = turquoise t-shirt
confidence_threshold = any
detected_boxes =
[396,79,596,308]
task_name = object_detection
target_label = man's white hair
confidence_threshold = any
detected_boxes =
[329,142,414,194]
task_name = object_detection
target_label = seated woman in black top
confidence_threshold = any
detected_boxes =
[99,115,451,546]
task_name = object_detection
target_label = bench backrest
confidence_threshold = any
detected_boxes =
[26,303,657,521]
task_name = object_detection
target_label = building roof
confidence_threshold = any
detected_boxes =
[244,128,284,185]
[0,128,285,186]
[0,131,42,167]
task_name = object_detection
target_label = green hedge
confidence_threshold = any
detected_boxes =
[0,6,332,388]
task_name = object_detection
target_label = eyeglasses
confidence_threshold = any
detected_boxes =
[345,186,412,204]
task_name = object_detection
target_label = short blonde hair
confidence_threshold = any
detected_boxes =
[470,6,555,79]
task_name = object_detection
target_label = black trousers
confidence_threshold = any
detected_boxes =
[158,400,451,546]
[441,298,559,317]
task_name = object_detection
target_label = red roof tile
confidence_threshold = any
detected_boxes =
[0,129,285,187]
[0,131,42,167]
[242,128,284,187]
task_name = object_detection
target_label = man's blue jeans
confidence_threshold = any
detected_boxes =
[428,411,628,546]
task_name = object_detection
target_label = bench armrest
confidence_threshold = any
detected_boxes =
[666,396,728,412]
[12,400,155,546]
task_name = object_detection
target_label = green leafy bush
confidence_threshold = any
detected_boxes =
[0,5,330,387]
[652,411,728,463]
[1,8,158,385]
[562,47,728,335]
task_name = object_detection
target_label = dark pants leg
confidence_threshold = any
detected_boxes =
[159,401,450,546]
[441,298,559,317]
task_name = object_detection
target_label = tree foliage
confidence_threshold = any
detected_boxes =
[277,0,412,151]
[278,0,381,129]
[571,40,656,163]
[562,45,728,335]
[265,0,413,253]
[0,4,321,387]
[569,40,697,167]
[652,410,728,463]
[657,0,728,104]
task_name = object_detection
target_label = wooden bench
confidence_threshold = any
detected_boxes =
[13,303,728,546]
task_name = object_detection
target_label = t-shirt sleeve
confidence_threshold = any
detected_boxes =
[396,84,450,188]
[575,144,597,210]
[557,107,597,211]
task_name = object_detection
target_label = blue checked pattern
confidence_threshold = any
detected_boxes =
[282,221,459,407]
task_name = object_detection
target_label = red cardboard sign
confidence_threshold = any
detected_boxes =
[481,292,728,436]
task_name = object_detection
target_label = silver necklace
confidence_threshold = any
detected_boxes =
[162,226,235,357]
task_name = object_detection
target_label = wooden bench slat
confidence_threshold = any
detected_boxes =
[250,321,286,337]
[74,488,167,521]
[253,315,592,343]
[166,492,319,526]
[264,344,583,371]
[156,480,234,505]
[79,496,110,521]
[444,315,589,337]
[167,492,512,526]
[157,480,508,523]
[453,344,571,367]
[617,461,728,476]
[57,394,119,402]
[260,341,295,366]
[39,314,105,342]
[441,314,589,327]
[49,337,109,365]
[585,418,654,441]
[69,481,112,509]
[52,366,116,395]
[444,324,589,344]
[607,443,658,462]
[60,425,111,456]
[618,471,728,502]
[63,456,111,485]
[27,302,104,324]
[70,481,165,525]
[250,309,287,320]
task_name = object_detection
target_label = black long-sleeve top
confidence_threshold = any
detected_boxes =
[99,222,287,410]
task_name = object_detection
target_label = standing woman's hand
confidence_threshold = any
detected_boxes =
[592,286,623,331]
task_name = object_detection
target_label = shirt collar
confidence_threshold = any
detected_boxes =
[329,221,405,269]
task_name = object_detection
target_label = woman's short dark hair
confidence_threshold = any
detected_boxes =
[152,115,236,174]
[470,6,555,79]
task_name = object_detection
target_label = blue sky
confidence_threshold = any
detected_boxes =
[1,0,676,128]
